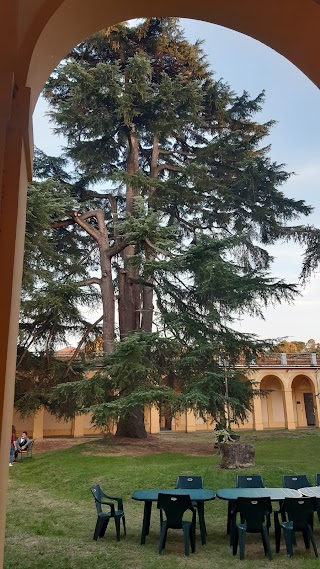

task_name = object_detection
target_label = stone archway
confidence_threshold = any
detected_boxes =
[22,0,320,112]
[260,375,286,429]
[1,2,320,565]
[291,374,317,428]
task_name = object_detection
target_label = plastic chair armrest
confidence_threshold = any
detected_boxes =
[102,494,123,510]
[99,500,116,515]
[111,497,123,510]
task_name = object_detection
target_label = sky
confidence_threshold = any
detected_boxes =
[32,18,320,344]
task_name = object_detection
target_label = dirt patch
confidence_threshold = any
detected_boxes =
[33,429,320,457]
[33,437,96,454]
[33,433,219,456]
[87,434,218,456]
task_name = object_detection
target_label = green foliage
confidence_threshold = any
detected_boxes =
[15,350,83,417]
[50,331,260,430]
[19,18,313,433]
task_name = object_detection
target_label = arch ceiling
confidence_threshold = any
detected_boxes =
[13,0,320,111]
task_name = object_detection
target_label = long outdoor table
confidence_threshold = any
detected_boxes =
[299,487,320,498]
[217,488,302,500]
[217,487,302,541]
[132,488,215,545]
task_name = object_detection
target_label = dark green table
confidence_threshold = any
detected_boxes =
[299,487,320,498]
[132,488,215,545]
[217,487,302,543]
[217,488,302,500]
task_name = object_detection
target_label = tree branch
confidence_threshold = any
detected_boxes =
[156,164,182,174]
[77,277,101,287]
[107,238,129,258]
[158,149,193,157]
[143,237,169,256]
[51,218,75,229]
[72,211,102,241]
[66,315,104,375]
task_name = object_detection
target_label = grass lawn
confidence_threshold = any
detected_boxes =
[5,429,320,569]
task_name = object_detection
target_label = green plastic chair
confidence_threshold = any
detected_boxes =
[176,476,204,489]
[237,475,265,488]
[91,484,126,541]
[175,475,206,542]
[228,475,265,540]
[274,497,318,558]
[282,475,311,489]
[232,497,272,561]
[282,476,313,530]
[157,493,196,556]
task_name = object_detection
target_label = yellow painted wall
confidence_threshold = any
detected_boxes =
[11,369,320,436]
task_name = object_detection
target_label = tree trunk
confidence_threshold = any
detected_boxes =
[141,134,159,333]
[116,406,148,438]
[118,262,140,338]
[100,252,115,354]
[141,246,154,333]
[119,125,141,339]
[116,125,147,438]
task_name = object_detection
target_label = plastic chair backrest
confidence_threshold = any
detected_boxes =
[236,497,272,532]
[175,475,204,489]
[282,475,311,489]
[91,484,104,514]
[157,493,194,528]
[236,475,265,488]
[315,474,320,486]
[281,497,316,530]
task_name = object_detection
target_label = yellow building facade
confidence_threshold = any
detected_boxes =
[1,1,320,565]
[13,353,320,437]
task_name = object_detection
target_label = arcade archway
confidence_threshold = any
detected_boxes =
[260,375,286,429]
[1,2,320,565]
[291,374,317,427]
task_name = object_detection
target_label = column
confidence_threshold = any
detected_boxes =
[252,391,264,431]
[0,24,32,563]
[72,414,84,437]
[313,371,320,428]
[149,406,160,434]
[186,410,196,433]
[32,408,44,440]
[283,389,296,430]
[314,392,320,429]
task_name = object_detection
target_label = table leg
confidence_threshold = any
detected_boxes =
[228,500,237,546]
[141,501,152,545]
[196,501,206,545]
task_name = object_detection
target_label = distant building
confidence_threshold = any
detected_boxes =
[13,351,320,438]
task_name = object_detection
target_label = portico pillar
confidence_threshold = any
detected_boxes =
[186,410,196,433]
[252,390,264,431]
[0,23,32,562]
[33,408,44,439]
[149,406,160,434]
[72,414,84,437]
[314,393,320,428]
[283,389,296,430]
[313,371,320,428]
